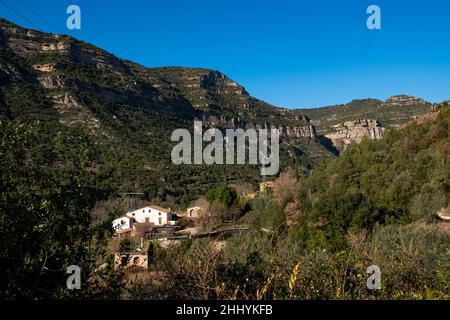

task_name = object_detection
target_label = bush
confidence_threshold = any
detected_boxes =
[205,186,238,208]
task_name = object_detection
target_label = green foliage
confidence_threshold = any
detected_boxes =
[291,109,450,250]
[0,121,114,299]
[0,19,334,209]
[361,224,450,298]
[205,186,238,208]
[1,19,449,300]
[251,198,286,235]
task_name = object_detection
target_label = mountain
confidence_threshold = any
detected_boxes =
[293,95,433,151]
[0,18,442,205]
[0,18,333,207]
[0,18,318,131]
[294,105,450,247]
[296,96,432,134]
[1,18,449,301]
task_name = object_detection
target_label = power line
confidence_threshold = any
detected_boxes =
[14,0,63,34]
[0,0,40,30]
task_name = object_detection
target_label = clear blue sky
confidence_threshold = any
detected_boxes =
[1,0,450,108]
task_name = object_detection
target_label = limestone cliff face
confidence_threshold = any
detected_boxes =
[202,115,316,139]
[1,18,321,142]
[199,71,246,95]
[256,123,316,139]
[324,119,385,150]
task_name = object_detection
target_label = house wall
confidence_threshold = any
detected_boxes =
[112,217,132,231]
[187,206,201,218]
[126,206,172,226]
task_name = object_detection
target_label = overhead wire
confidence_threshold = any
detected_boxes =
[0,0,40,30]
[15,0,63,34]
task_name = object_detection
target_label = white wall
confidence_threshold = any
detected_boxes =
[112,217,132,231]
[126,206,172,226]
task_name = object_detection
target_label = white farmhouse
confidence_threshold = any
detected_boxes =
[125,206,176,226]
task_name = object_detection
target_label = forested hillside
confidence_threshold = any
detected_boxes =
[0,18,334,207]
[1,17,448,300]
[291,106,450,249]
[115,106,449,300]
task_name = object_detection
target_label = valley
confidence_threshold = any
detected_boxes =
[0,18,449,301]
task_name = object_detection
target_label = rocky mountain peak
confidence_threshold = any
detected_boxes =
[384,95,429,107]
[200,70,247,95]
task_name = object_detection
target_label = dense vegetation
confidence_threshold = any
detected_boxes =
[1,18,449,300]
[0,121,123,299]
[0,18,333,209]
[122,108,449,300]
[292,108,450,250]
[1,97,449,301]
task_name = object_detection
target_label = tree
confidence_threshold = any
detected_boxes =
[205,186,238,208]
[0,121,113,299]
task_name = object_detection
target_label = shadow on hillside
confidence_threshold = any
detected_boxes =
[317,135,340,156]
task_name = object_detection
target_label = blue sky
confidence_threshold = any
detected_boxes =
[1,0,450,108]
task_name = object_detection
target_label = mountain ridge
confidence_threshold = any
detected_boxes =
[0,18,332,205]
[0,18,443,205]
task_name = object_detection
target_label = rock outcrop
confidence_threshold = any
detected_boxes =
[383,95,428,107]
[436,206,450,222]
[199,71,246,95]
[324,119,385,150]
[257,123,316,139]
[32,63,56,72]
[202,115,316,139]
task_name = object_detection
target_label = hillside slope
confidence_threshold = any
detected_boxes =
[0,18,440,206]
[296,95,431,134]
[292,106,450,249]
[0,18,333,206]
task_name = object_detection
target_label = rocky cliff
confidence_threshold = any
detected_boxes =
[324,119,385,150]
[0,18,320,139]
[201,114,316,139]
